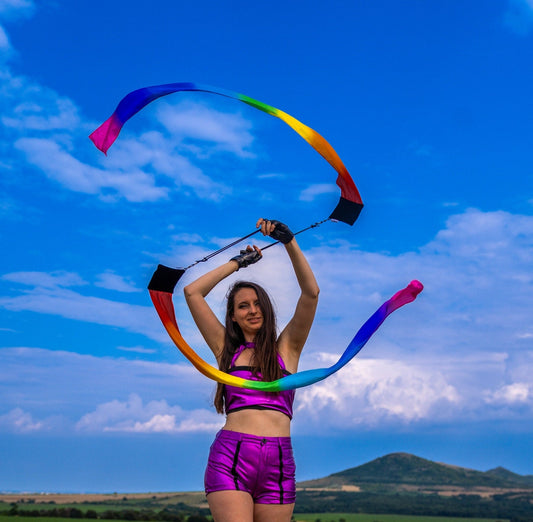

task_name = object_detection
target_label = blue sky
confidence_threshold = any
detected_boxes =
[1,0,532,493]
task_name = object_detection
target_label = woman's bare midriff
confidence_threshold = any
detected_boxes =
[223,408,291,437]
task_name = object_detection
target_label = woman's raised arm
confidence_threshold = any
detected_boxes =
[256,219,319,368]
[183,246,262,361]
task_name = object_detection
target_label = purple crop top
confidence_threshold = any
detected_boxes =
[224,342,295,419]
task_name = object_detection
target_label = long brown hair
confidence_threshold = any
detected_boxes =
[214,281,283,414]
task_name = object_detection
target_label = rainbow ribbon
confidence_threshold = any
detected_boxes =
[149,268,423,391]
[92,83,422,390]
[90,82,363,224]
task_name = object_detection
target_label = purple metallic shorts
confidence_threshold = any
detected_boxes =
[204,429,296,504]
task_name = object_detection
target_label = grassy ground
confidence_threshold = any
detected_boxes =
[1,515,510,522]
[0,518,205,522]
[0,518,120,522]
[292,514,509,522]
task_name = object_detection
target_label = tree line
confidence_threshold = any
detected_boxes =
[3,503,209,522]
[295,490,533,521]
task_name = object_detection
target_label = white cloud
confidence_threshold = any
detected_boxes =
[13,129,232,203]
[76,393,223,434]
[0,24,9,51]
[117,346,157,354]
[0,340,530,438]
[2,209,533,433]
[0,271,165,341]
[2,95,235,203]
[299,183,338,202]
[0,407,45,432]
[100,131,231,201]
[155,100,255,158]
[170,208,533,368]
[0,347,215,430]
[3,96,80,131]
[292,348,533,433]
[172,232,205,243]
[95,271,141,293]
[485,383,530,405]
[3,270,87,288]
[294,209,533,360]
[129,414,177,433]
[15,137,169,203]
[295,356,460,429]
[218,208,533,428]
[0,68,241,205]
[257,172,286,180]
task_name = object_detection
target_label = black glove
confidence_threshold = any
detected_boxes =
[230,249,262,270]
[268,220,294,244]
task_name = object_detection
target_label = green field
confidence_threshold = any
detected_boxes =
[0,518,205,522]
[292,514,509,522]
[1,518,210,522]
[0,514,510,522]
[0,519,122,522]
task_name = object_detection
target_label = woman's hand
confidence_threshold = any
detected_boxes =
[230,245,262,270]
[256,218,294,244]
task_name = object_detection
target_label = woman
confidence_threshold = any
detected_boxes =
[183,218,319,522]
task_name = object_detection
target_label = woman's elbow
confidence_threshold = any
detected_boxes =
[306,285,320,300]
[183,284,194,300]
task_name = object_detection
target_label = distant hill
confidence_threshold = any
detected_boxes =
[484,465,533,486]
[298,452,533,490]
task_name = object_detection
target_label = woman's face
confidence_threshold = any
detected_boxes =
[231,287,263,338]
